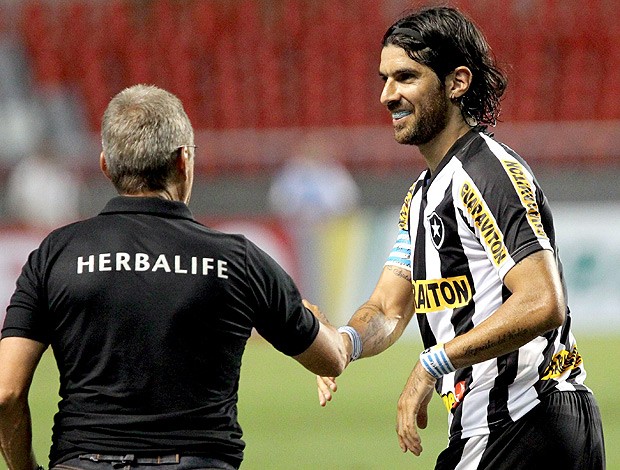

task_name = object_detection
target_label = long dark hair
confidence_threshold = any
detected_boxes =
[382,6,507,126]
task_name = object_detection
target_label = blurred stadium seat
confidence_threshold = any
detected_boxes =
[9,0,620,174]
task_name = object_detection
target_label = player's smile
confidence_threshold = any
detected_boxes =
[391,110,413,122]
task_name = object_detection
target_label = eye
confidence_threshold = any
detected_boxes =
[396,72,416,83]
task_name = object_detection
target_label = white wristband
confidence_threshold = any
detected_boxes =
[338,326,363,361]
[419,343,455,379]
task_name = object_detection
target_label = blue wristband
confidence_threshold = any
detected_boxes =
[419,343,455,379]
[338,326,363,361]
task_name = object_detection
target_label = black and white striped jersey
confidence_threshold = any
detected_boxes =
[386,128,589,440]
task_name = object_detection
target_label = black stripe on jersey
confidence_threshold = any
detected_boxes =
[435,182,476,336]
[414,180,438,349]
[534,327,561,397]
[434,180,478,439]
[448,366,473,440]
[438,181,478,336]
[487,350,520,430]
[487,286,519,430]
[558,309,573,345]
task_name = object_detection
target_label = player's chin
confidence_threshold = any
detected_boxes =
[393,129,417,146]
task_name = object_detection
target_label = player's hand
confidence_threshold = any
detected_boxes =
[317,375,338,406]
[396,361,436,456]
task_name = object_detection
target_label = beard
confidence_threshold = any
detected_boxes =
[393,88,450,146]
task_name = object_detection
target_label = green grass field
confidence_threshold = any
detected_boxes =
[28,335,619,470]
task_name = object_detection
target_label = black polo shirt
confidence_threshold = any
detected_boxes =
[2,196,319,468]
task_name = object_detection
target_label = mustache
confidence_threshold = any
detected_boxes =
[387,101,410,113]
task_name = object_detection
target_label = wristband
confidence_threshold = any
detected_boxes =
[419,343,455,379]
[338,326,363,361]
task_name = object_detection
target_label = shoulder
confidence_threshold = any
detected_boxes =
[456,130,512,165]
[398,171,426,231]
[452,131,534,190]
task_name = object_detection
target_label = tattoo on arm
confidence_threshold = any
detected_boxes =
[463,327,529,358]
[352,303,399,354]
[385,265,412,282]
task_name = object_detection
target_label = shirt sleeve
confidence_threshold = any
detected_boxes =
[385,229,412,270]
[456,136,553,280]
[243,238,319,356]
[2,244,51,344]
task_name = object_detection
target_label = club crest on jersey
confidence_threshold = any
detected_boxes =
[428,212,444,249]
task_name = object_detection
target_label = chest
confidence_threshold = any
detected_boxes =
[407,171,489,281]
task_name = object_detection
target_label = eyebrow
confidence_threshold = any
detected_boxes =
[378,67,418,79]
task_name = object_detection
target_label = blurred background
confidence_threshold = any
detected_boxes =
[0,0,619,468]
[0,0,618,330]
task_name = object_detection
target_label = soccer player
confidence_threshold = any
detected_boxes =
[318,6,605,469]
[0,85,347,470]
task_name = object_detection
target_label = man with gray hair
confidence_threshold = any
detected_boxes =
[0,85,347,470]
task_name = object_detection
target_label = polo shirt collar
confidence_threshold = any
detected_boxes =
[100,196,195,220]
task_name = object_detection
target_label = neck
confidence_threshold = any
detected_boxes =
[418,119,473,174]
[122,187,186,204]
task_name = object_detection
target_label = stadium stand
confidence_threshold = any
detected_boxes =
[5,0,620,176]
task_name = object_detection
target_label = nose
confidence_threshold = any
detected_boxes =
[380,78,400,109]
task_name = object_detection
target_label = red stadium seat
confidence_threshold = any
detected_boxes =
[14,0,619,172]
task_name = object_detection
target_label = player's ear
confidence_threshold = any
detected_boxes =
[446,66,472,100]
[100,152,111,180]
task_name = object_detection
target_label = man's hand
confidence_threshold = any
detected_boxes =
[396,361,436,456]
[317,375,338,406]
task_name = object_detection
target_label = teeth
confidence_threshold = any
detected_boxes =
[392,110,411,119]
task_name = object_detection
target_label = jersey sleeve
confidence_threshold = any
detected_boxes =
[243,238,319,356]
[455,135,553,280]
[385,229,412,270]
[2,244,51,344]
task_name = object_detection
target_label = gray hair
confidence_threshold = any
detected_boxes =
[101,84,194,193]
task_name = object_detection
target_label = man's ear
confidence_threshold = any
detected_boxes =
[100,152,111,180]
[447,66,473,100]
[176,146,190,180]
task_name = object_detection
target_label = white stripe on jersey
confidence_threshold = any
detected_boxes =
[452,168,517,282]
[455,434,487,470]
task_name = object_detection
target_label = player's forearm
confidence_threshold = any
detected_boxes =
[347,301,408,358]
[341,264,415,361]
[445,288,564,370]
[0,397,38,470]
[445,250,565,370]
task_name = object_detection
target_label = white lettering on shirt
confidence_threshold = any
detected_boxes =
[76,252,230,279]
[77,255,95,274]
